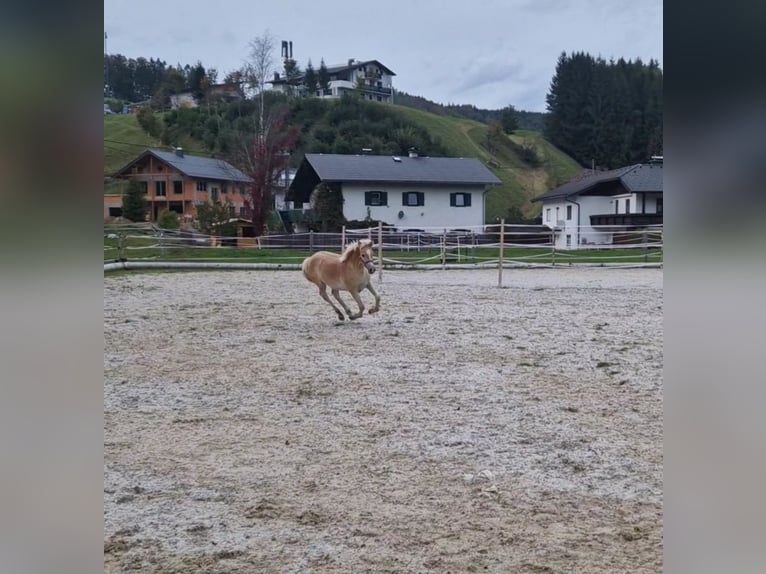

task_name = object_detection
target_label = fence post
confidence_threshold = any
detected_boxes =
[643,230,648,263]
[341,225,346,250]
[551,231,556,266]
[442,228,447,270]
[309,230,314,253]
[377,221,383,283]
[498,219,505,288]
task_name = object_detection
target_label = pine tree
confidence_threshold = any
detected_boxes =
[122,180,147,222]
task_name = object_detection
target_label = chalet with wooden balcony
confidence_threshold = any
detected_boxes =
[106,148,252,222]
[531,159,663,249]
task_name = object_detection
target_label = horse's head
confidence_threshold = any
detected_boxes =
[358,239,376,274]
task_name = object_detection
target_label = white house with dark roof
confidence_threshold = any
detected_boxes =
[531,159,663,249]
[287,150,502,230]
[269,59,396,104]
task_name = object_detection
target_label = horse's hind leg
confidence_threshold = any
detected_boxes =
[318,284,345,321]
[331,289,353,319]
[366,283,381,314]
[348,290,365,320]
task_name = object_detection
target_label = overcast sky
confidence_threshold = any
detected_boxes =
[104,0,662,113]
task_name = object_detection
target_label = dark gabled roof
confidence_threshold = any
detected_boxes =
[288,153,501,204]
[304,153,500,184]
[114,149,252,183]
[325,59,396,76]
[531,163,663,202]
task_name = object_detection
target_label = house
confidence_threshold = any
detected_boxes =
[287,150,502,231]
[531,159,663,249]
[168,83,244,109]
[269,59,396,104]
[106,148,252,221]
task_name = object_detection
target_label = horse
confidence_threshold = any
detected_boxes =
[301,239,381,321]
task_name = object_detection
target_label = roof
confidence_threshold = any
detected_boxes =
[304,153,500,184]
[115,149,252,183]
[325,59,396,77]
[531,162,663,202]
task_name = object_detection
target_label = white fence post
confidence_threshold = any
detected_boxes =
[498,219,505,288]
[377,222,383,282]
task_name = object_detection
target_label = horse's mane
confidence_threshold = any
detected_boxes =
[339,240,361,263]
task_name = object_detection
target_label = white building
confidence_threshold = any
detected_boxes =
[269,59,396,104]
[287,150,501,231]
[531,160,663,249]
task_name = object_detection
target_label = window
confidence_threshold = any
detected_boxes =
[155,181,166,196]
[566,205,572,220]
[656,198,663,214]
[450,193,472,207]
[221,183,228,194]
[546,208,551,222]
[614,200,618,214]
[173,181,183,194]
[138,181,148,194]
[211,187,220,202]
[556,206,560,220]
[196,181,208,192]
[402,191,424,206]
[566,234,571,247]
[364,191,388,206]
[625,198,631,214]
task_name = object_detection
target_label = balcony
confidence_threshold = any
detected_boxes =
[590,213,663,227]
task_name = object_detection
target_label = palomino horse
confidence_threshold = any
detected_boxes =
[302,239,381,321]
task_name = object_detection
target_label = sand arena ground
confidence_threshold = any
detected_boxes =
[104,267,663,573]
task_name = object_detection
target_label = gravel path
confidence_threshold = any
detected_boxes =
[104,268,663,573]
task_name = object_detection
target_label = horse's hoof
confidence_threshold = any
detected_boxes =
[369,307,379,314]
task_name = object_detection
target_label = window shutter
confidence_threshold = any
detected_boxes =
[365,191,372,205]
[381,191,388,206]
[417,192,425,206]
[402,192,409,206]
[450,193,456,207]
[465,193,471,207]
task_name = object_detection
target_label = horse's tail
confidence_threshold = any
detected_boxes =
[301,255,312,281]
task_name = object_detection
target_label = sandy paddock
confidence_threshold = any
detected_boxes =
[104,267,663,573]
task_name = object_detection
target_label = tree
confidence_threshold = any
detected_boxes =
[283,58,302,89]
[246,30,277,128]
[311,182,344,232]
[500,105,518,134]
[196,198,235,236]
[157,209,180,229]
[317,59,330,94]
[303,60,318,96]
[122,180,147,222]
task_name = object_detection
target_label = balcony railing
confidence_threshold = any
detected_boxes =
[590,213,663,227]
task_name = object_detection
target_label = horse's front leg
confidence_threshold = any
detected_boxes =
[366,282,381,314]
[348,290,365,320]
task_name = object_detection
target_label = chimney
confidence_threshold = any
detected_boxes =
[348,58,354,67]
[408,148,418,158]
[175,147,184,158]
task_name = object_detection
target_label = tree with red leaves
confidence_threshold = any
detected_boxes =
[237,110,298,235]
[234,31,299,235]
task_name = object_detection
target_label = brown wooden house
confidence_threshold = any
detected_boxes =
[107,148,252,222]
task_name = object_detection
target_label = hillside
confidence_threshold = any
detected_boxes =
[103,103,581,221]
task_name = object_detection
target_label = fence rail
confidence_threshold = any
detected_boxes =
[104,221,663,284]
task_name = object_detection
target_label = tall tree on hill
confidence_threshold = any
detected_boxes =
[317,59,330,94]
[545,51,663,168]
[246,30,277,129]
[500,104,519,134]
[303,60,318,96]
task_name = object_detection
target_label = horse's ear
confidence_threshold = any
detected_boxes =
[360,239,372,248]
